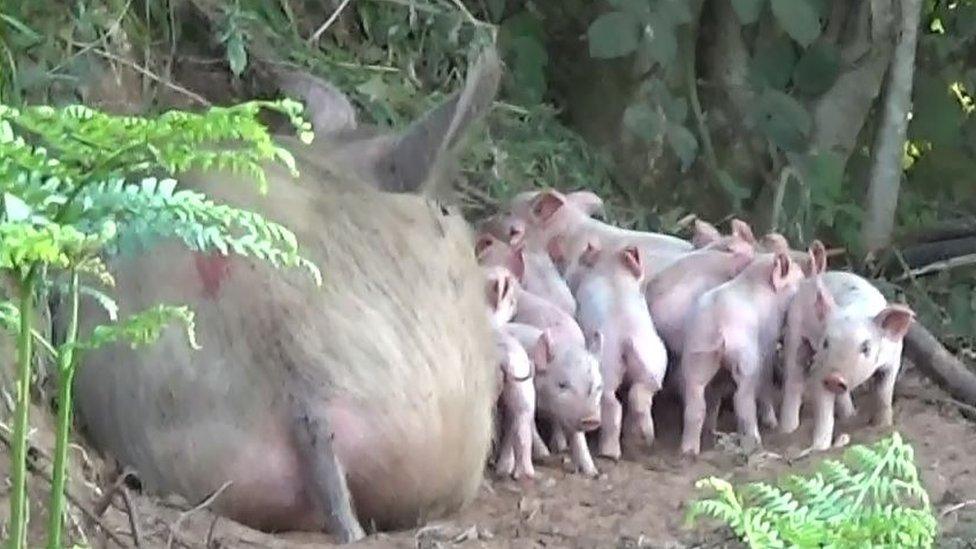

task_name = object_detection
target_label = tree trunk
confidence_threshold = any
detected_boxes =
[903,324,976,408]
[861,0,924,255]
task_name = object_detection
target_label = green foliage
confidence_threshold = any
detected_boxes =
[687,433,939,548]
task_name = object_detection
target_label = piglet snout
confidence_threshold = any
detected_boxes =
[822,372,848,394]
[579,416,601,432]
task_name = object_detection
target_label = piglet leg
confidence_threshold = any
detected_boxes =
[732,372,762,452]
[513,412,536,479]
[291,403,366,543]
[598,391,623,460]
[495,414,517,478]
[809,386,836,452]
[624,382,655,449]
[531,423,551,459]
[871,364,898,427]
[681,352,720,456]
[569,431,599,477]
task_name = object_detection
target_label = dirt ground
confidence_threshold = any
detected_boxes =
[3,363,975,548]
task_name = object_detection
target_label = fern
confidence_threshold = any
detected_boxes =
[0,97,319,547]
[687,433,939,548]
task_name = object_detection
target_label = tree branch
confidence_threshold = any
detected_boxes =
[904,324,976,408]
[862,0,924,254]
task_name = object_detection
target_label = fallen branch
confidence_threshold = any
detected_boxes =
[900,236,976,268]
[897,253,976,281]
[903,324,976,408]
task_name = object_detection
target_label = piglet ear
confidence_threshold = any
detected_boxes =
[508,244,526,281]
[770,252,792,291]
[730,218,757,245]
[580,239,602,267]
[874,305,915,341]
[587,330,604,357]
[530,330,555,371]
[567,190,604,217]
[474,234,496,261]
[805,239,827,277]
[621,245,643,279]
[530,189,566,224]
[692,219,721,248]
[813,278,834,322]
[760,233,789,254]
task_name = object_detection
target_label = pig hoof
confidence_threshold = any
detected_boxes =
[580,466,600,478]
[598,442,621,461]
[779,422,799,435]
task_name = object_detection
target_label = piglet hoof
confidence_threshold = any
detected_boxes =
[778,421,799,435]
[597,441,621,462]
[579,464,600,478]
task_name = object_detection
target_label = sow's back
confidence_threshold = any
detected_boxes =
[68,49,503,539]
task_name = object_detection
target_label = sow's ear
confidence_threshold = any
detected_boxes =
[375,47,503,195]
[269,66,358,136]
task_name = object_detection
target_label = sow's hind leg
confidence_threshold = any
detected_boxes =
[289,393,366,542]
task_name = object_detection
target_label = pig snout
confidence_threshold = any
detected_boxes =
[579,415,601,432]
[822,372,848,394]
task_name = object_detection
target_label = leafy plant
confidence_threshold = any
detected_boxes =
[686,433,939,548]
[0,98,318,548]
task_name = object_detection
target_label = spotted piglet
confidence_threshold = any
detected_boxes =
[780,269,915,453]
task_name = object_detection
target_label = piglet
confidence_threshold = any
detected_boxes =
[492,329,538,479]
[507,322,604,477]
[679,251,806,456]
[575,242,669,459]
[646,238,756,355]
[483,266,537,479]
[476,230,577,317]
[780,269,915,452]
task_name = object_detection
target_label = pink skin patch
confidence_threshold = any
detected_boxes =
[193,252,232,299]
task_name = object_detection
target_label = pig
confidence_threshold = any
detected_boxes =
[506,322,604,477]
[512,189,693,280]
[645,238,757,356]
[483,264,537,479]
[64,48,503,542]
[492,329,538,480]
[779,270,915,452]
[690,218,757,251]
[679,250,807,456]
[475,231,576,316]
[574,242,669,459]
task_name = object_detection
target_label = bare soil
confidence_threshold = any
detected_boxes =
[3,365,975,548]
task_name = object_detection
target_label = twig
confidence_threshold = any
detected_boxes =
[770,165,801,234]
[120,485,143,547]
[166,481,233,549]
[90,47,211,106]
[898,253,976,281]
[309,0,355,44]
[941,499,976,517]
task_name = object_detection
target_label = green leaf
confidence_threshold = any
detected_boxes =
[770,0,823,47]
[227,34,248,77]
[646,22,678,68]
[666,123,699,171]
[623,103,664,142]
[793,43,841,95]
[732,0,767,25]
[750,88,812,152]
[588,11,640,59]
[799,151,845,200]
[749,35,797,90]
[3,193,31,222]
